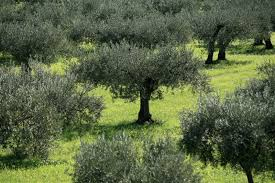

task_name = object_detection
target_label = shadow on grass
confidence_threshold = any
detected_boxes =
[0,154,66,170]
[204,59,253,70]
[92,120,164,137]
[193,42,275,56]
[62,123,95,141]
[228,44,275,55]
[62,120,165,141]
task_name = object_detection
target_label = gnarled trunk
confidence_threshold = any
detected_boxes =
[264,38,274,49]
[205,25,224,64]
[137,78,155,124]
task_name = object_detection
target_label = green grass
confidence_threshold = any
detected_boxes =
[1,34,275,183]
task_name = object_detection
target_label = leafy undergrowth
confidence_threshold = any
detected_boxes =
[0,35,275,183]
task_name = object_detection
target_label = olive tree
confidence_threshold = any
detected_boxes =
[0,66,103,159]
[190,0,268,63]
[74,0,205,124]
[0,1,65,71]
[249,0,274,49]
[181,63,275,183]
[181,94,275,183]
[1,21,64,71]
[76,42,204,124]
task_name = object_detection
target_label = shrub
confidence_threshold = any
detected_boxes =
[73,134,138,183]
[73,134,201,183]
[181,92,275,183]
[140,138,201,183]
[0,65,103,159]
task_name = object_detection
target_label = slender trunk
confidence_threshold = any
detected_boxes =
[21,62,32,73]
[205,46,214,64]
[137,78,155,124]
[137,93,152,124]
[253,38,264,46]
[205,25,224,64]
[264,38,274,49]
[218,39,230,60]
[244,169,254,183]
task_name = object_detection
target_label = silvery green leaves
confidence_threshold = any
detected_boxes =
[76,42,204,102]
[0,66,103,159]
[67,0,192,46]
[73,134,201,183]
[181,63,275,183]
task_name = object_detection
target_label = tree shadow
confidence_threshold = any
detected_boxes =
[62,120,165,141]
[192,42,275,56]
[204,59,253,70]
[228,44,275,55]
[0,153,68,170]
[91,120,164,137]
[62,123,95,141]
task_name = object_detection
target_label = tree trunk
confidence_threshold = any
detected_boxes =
[205,25,224,64]
[205,45,214,64]
[218,48,226,60]
[264,38,274,49]
[21,62,32,73]
[253,38,264,46]
[137,93,152,124]
[136,78,155,124]
[244,169,254,183]
[218,39,230,60]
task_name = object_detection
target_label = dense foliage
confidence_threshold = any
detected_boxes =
[73,134,201,183]
[190,0,274,63]
[0,66,103,159]
[0,1,66,71]
[73,0,205,124]
[0,0,275,181]
[76,41,205,124]
[181,64,275,183]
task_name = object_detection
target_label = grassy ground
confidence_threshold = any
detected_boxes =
[1,35,275,183]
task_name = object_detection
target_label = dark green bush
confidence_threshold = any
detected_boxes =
[73,134,201,183]
[0,65,103,159]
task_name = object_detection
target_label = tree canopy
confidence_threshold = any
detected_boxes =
[74,0,205,124]
[181,63,275,183]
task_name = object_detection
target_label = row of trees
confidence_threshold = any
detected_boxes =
[0,0,275,177]
[0,0,274,125]
[190,0,275,64]
[0,0,207,124]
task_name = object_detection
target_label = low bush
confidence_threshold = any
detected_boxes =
[140,138,201,183]
[73,134,201,183]
[0,66,103,159]
[73,134,138,183]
